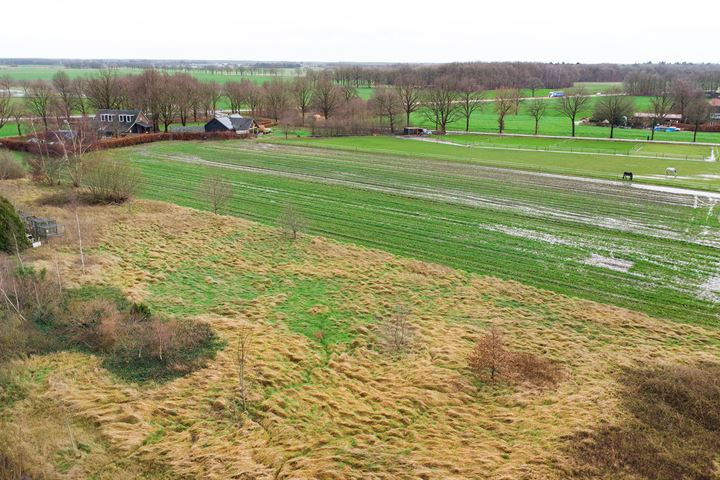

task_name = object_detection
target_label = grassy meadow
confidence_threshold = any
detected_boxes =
[1,179,719,479]
[94,138,720,326]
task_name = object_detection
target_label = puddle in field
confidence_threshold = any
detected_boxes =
[583,254,634,272]
[483,224,576,247]
[698,276,720,303]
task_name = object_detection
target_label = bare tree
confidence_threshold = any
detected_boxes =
[494,88,517,134]
[204,81,223,115]
[291,76,313,124]
[457,79,484,132]
[0,76,14,132]
[340,84,358,104]
[11,106,25,136]
[649,84,674,140]
[385,304,411,354]
[527,77,544,97]
[52,71,75,122]
[55,119,99,187]
[84,69,124,110]
[224,81,244,113]
[555,87,590,137]
[670,78,697,122]
[421,76,461,133]
[23,80,55,130]
[71,77,88,117]
[593,89,635,138]
[686,95,711,143]
[313,77,341,120]
[240,80,263,116]
[370,87,402,133]
[157,73,180,132]
[199,173,233,214]
[527,99,548,135]
[262,79,289,122]
[395,75,422,127]
[279,203,306,240]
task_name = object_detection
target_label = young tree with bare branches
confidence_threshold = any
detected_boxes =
[52,71,75,122]
[395,75,422,127]
[555,87,590,137]
[199,174,233,214]
[527,99,548,135]
[494,88,517,134]
[291,76,313,124]
[649,84,674,140]
[457,79,485,132]
[0,76,12,132]
[279,203,306,240]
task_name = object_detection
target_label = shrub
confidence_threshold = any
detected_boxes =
[468,327,562,386]
[0,197,29,254]
[468,328,507,382]
[83,155,140,203]
[0,152,25,180]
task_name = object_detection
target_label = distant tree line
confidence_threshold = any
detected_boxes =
[1,61,717,140]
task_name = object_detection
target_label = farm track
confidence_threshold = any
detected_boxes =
[116,140,720,325]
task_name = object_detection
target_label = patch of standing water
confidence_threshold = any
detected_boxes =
[698,276,720,303]
[583,254,634,272]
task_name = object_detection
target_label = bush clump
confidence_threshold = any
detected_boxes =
[569,362,720,480]
[0,196,29,254]
[467,327,563,387]
[0,151,25,180]
[83,155,140,204]
[0,264,220,382]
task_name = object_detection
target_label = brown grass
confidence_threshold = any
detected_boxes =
[568,362,720,480]
[1,179,720,479]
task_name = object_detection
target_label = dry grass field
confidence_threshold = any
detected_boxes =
[1,180,720,479]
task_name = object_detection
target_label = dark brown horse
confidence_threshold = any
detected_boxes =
[622,171,633,181]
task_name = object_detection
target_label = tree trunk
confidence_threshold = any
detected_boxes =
[694,123,699,142]
[534,119,539,135]
[466,114,470,132]
[650,119,656,140]
[571,117,576,137]
[406,111,411,127]
[610,124,614,139]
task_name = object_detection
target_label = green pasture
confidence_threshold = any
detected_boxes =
[106,139,720,326]
[272,135,720,191]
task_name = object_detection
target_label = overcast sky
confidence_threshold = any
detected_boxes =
[0,0,716,64]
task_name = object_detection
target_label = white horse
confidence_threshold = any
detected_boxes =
[666,167,677,177]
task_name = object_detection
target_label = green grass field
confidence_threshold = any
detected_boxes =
[0,65,303,84]
[410,95,720,143]
[272,135,720,190]
[104,139,720,326]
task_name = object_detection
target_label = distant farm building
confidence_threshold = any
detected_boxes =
[205,114,259,135]
[630,112,683,128]
[95,109,152,136]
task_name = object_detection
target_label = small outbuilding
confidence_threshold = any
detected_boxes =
[205,114,259,135]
